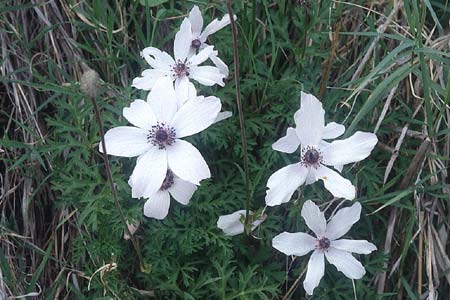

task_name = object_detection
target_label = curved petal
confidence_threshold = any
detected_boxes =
[265,163,308,206]
[131,69,168,91]
[325,202,361,240]
[123,99,156,130]
[272,232,316,256]
[189,45,216,66]
[213,111,232,124]
[303,250,325,295]
[167,139,210,185]
[294,92,325,147]
[174,76,190,108]
[141,47,174,70]
[272,127,301,153]
[331,239,377,254]
[325,247,366,279]
[323,122,345,139]
[200,14,232,42]
[147,77,178,123]
[301,200,326,237]
[143,190,170,220]
[171,96,221,138]
[129,147,167,198]
[100,126,150,157]
[209,53,229,77]
[217,210,246,236]
[322,131,378,166]
[188,5,203,36]
[168,176,197,205]
[189,65,225,86]
[315,166,356,200]
[174,18,192,61]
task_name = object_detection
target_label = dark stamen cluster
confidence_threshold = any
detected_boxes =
[172,59,190,77]
[301,146,323,169]
[160,169,175,190]
[191,39,201,49]
[148,122,176,149]
[316,237,331,251]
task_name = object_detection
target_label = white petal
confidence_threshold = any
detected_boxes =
[168,176,197,205]
[331,239,377,254]
[294,92,325,147]
[303,250,325,295]
[171,96,221,138]
[214,111,232,123]
[272,232,316,256]
[147,77,178,123]
[325,202,361,240]
[200,14,232,42]
[265,163,308,206]
[167,139,210,185]
[174,76,191,108]
[189,45,216,66]
[123,99,156,130]
[272,127,301,153]
[315,166,356,200]
[129,147,167,198]
[209,53,229,77]
[143,190,170,220]
[100,126,150,157]
[174,18,192,61]
[217,210,246,236]
[141,47,174,70]
[322,122,345,139]
[131,69,168,91]
[188,5,203,36]
[322,132,378,166]
[189,66,225,86]
[301,200,326,237]
[325,248,366,279]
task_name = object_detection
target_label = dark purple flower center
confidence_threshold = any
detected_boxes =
[160,169,175,190]
[172,59,190,77]
[301,146,322,169]
[316,237,330,250]
[148,122,176,149]
[191,38,201,49]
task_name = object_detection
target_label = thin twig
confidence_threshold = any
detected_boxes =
[226,1,251,228]
[85,71,144,269]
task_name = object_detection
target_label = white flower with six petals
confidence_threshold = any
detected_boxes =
[266,92,378,206]
[272,200,377,295]
[100,77,221,199]
[132,18,226,92]
[187,5,235,77]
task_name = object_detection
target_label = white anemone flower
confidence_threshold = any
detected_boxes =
[129,170,197,220]
[132,18,226,92]
[265,92,378,206]
[217,210,264,236]
[272,200,377,295]
[187,5,235,77]
[100,77,221,199]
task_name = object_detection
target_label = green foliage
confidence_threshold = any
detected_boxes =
[1,0,449,299]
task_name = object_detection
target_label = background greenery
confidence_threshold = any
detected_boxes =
[1,0,449,299]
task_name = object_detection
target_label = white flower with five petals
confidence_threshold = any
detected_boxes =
[132,18,226,92]
[100,77,221,199]
[187,5,235,76]
[129,169,197,220]
[272,200,377,295]
[265,92,378,206]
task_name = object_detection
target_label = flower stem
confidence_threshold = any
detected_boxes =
[88,88,145,270]
[226,1,251,230]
